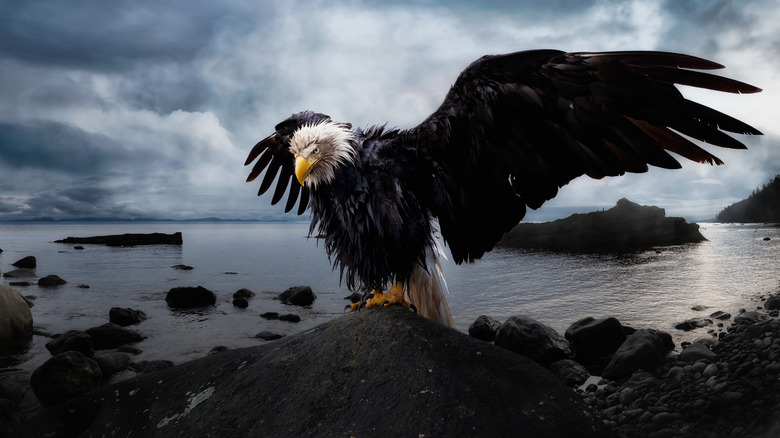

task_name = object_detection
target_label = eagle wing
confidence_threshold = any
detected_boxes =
[405,50,762,264]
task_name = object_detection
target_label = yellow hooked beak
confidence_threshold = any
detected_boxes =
[294,156,314,186]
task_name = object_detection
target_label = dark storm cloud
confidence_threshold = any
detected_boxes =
[0,120,126,174]
[0,0,234,70]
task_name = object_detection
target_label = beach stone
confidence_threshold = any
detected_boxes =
[45,330,94,357]
[679,342,717,363]
[109,307,148,327]
[85,323,145,350]
[602,329,668,379]
[92,352,132,378]
[549,359,590,387]
[255,331,285,341]
[21,307,610,438]
[279,285,316,306]
[0,285,33,344]
[468,314,502,342]
[171,264,193,270]
[165,285,217,308]
[709,310,731,320]
[38,274,67,287]
[233,288,256,299]
[674,318,712,331]
[764,296,780,311]
[232,297,249,308]
[734,311,766,326]
[30,351,102,405]
[2,269,35,279]
[344,292,362,303]
[494,315,573,366]
[11,256,36,269]
[260,312,280,320]
[279,314,301,323]
[565,316,626,361]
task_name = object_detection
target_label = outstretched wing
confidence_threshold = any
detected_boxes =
[245,111,336,215]
[406,50,762,264]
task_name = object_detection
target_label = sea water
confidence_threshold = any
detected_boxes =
[1,222,778,376]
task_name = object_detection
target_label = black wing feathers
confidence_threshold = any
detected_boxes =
[406,50,761,264]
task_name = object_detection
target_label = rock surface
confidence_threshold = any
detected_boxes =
[54,232,183,246]
[278,285,316,306]
[85,323,146,350]
[0,285,33,344]
[30,351,102,406]
[165,285,217,309]
[109,307,148,327]
[45,330,94,357]
[494,315,573,366]
[22,307,610,438]
[500,198,706,252]
[38,274,67,287]
[11,256,36,269]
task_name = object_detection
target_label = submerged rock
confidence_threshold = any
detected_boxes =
[11,256,36,269]
[38,275,66,287]
[22,307,610,438]
[85,323,145,350]
[165,285,217,309]
[109,307,148,327]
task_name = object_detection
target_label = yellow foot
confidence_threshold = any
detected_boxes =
[347,282,413,313]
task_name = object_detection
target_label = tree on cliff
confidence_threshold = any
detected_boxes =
[716,175,780,222]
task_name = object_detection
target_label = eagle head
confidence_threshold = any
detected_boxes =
[289,119,355,189]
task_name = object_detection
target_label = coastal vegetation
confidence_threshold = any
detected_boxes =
[717,175,780,223]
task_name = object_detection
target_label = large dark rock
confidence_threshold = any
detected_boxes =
[38,274,67,287]
[30,351,102,405]
[22,307,611,438]
[602,329,670,380]
[500,198,706,252]
[468,314,502,342]
[11,256,36,269]
[55,232,183,246]
[165,286,217,309]
[565,316,627,362]
[92,352,132,378]
[0,285,33,344]
[493,315,573,366]
[109,307,148,327]
[673,318,712,331]
[45,330,94,357]
[278,285,316,306]
[85,323,145,350]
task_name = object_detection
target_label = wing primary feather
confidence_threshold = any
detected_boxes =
[297,186,310,215]
[257,159,283,196]
[285,177,301,213]
[246,149,276,183]
[271,166,291,205]
[245,134,275,166]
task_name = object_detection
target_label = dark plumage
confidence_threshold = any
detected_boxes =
[246,50,761,325]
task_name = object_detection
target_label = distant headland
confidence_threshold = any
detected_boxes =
[717,175,780,223]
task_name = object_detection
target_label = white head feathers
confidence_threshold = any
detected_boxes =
[290,120,356,189]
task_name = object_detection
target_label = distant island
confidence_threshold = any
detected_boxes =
[716,175,780,223]
[499,198,705,252]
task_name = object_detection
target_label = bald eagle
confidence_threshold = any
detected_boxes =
[246,50,761,327]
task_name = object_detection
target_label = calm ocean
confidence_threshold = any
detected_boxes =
[1,222,779,377]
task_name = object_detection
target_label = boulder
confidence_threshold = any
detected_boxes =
[85,323,145,350]
[550,359,590,387]
[233,288,255,299]
[2,269,35,279]
[109,307,148,327]
[38,274,67,287]
[165,286,216,309]
[22,307,610,438]
[709,310,731,320]
[763,296,780,311]
[92,352,132,378]
[0,285,33,344]
[278,285,316,306]
[468,315,502,342]
[494,315,573,366]
[734,311,766,325]
[232,297,249,308]
[565,316,626,362]
[279,314,301,323]
[45,330,94,357]
[30,351,102,405]
[260,312,280,320]
[602,329,669,380]
[679,342,718,363]
[11,256,36,269]
[674,318,712,331]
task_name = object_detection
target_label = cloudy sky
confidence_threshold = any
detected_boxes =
[1,0,778,222]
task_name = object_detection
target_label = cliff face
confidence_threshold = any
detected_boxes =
[717,175,780,223]
[500,198,705,252]
[23,307,611,438]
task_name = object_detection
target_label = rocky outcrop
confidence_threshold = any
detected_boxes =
[0,285,33,344]
[55,232,183,246]
[500,198,706,252]
[22,307,610,438]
